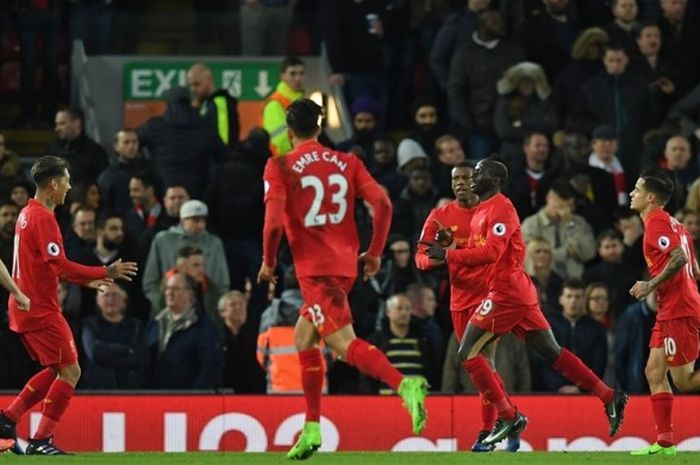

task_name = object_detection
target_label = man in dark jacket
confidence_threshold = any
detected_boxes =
[204,128,269,328]
[447,9,525,160]
[187,63,240,148]
[97,128,150,216]
[45,106,109,190]
[147,273,222,389]
[615,290,657,393]
[137,86,228,199]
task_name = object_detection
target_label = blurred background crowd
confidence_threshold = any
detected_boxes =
[1,0,700,395]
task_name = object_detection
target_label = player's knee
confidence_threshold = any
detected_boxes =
[57,363,81,385]
[644,364,665,385]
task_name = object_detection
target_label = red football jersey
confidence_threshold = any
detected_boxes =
[416,201,487,312]
[9,199,107,332]
[446,193,538,306]
[264,140,376,278]
[642,207,700,321]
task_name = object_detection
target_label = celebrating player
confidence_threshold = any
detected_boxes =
[0,156,138,455]
[424,158,628,445]
[257,99,428,460]
[628,169,700,456]
[416,162,519,452]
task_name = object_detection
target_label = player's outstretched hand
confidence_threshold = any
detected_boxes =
[418,241,446,261]
[257,263,278,285]
[106,259,138,281]
[86,278,115,293]
[358,252,381,281]
[13,290,30,311]
[629,280,653,300]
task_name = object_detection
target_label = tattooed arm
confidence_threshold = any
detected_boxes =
[630,246,687,299]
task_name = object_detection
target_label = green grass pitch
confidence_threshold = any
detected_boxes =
[2,452,700,465]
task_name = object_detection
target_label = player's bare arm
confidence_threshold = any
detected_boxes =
[630,246,687,299]
[0,259,29,311]
[105,259,139,282]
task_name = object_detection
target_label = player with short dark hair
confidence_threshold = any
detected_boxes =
[628,169,700,456]
[0,156,138,455]
[424,157,628,445]
[416,161,520,452]
[258,99,428,460]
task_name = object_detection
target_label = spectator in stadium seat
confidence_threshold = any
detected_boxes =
[448,9,525,160]
[442,332,530,394]
[534,279,608,393]
[553,27,609,123]
[430,0,491,90]
[675,209,700,258]
[162,185,189,230]
[657,0,700,93]
[585,282,616,384]
[582,229,640,318]
[431,135,466,199]
[0,200,18,314]
[373,235,435,301]
[494,62,559,163]
[147,272,222,389]
[406,283,445,375]
[219,290,265,393]
[601,0,640,57]
[142,200,229,318]
[0,134,29,199]
[81,283,148,389]
[613,207,646,272]
[575,44,655,180]
[97,128,150,216]
[395,138,429,180]
[370,138,405,201]
[204,128,269,329]
[522,179,597,280]
[45,107,109,191]
[163,245,224,328]
[240,0,294,56]
[9,179,32,210]
[337,96,381,166]
[123,171,169,260]
[137,86,227,199]
[524,237,564,315]
[515,0,579,82]
[262,56,305,157]
[64,206,96,260]
[407,97,443,157]
[360,294,438,393]
[391,167,439,242]
[615,290,657,393]
[505,132,562,220]
[659,135,697,214]
[588,125,629,206]
[187,63,240,148]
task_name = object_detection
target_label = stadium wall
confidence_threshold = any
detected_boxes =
[2,394,700,452]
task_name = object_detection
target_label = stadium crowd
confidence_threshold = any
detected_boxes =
[1,0,700,396]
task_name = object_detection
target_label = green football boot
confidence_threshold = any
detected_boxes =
[630,442,677,456]
[398,376,429,434]
[287,421,322,460]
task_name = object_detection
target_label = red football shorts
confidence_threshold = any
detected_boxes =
[469,292,550,339]
[298,276,355,337]
[451,306,479,342]
[649,317,700,367]
[19,316,77,368]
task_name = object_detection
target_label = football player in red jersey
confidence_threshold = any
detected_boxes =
[0,156,137,455]
[258,99,428,460]
[628,169,700,456]
[424,158,628,446]
[416,162,519,452]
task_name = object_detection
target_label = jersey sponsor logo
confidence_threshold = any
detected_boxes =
[658,236,670,249]
[47,242,60,257]
[492,223,506,236]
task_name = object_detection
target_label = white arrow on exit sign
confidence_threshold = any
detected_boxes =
[254,70,272,97]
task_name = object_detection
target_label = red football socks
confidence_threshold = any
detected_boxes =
[463,356,516,420]
[651,392,674,447]
[299,348,324,422]
[346,338,403,391]
[33,379,74,440]
[4,368,56,424]
[552,348,614,404]
[480,393,497,431]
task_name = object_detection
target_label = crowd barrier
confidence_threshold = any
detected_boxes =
[2,394,699,452]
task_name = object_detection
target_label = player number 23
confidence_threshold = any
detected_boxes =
[308,304,326,327]
[301,174,348,227]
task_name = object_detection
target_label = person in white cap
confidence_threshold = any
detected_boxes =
[142,199,229,319]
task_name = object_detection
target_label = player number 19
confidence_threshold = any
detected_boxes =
[301,174,348,228]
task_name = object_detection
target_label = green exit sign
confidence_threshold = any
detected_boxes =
[123,61,280,101]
